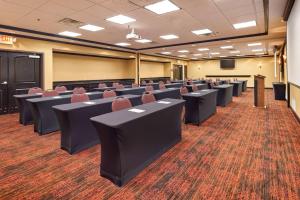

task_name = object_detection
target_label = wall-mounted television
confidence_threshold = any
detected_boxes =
[220,59,235,68]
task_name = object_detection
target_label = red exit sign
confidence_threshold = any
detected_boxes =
[0,35,15,44]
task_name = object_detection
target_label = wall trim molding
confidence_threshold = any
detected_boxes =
[53,51,134,60]
[283,0,295,21]
[289,81,300,89]
[291,107,300,124]
[206,75,251,78]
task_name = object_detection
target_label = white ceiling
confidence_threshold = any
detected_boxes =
[0,0,287,58]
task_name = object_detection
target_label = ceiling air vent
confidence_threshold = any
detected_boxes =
[58,18,84,27]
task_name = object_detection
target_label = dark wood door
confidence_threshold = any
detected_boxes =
[0,52,9,114]
[0,51,41,114]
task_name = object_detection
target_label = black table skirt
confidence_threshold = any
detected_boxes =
[140,83,159,90]
[27,92,103,135]
[90,98,185,186]
[241,80,248,92]
[152,89,181,100]
[14,91,73,125]
[53,95,142,154]
[230,82,243,97]
[182,90,218,125]
[115,87,145,96]
[213,85,233,107]
[186,84,208,92]
[165,83,183,88]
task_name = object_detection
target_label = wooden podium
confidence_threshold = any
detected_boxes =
[254,75,266,107]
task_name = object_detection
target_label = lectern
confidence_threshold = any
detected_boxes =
[254,75,266,107]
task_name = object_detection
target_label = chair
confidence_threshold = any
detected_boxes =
[116,84,125,89]
[192,84,198,92]
[112,82,119,87]
[149,80,154,84]
[71,93,90,103]
[42,90,59,97]
[132,83,139,88]
[28,87,43,94]
[159,83,166,90]
[54,86,67,93]
[145,85,154,92]
[141,80,147,85]
[98,83,107,88]
[112,97,132,112]
[73,87,86,94]
[142,92,156,104]
[103,90,117,98]
[166,80,171,84]
[180,86,189,95]
[158,81,164,85]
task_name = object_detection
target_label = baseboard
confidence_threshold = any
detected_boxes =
[291,108,300,124]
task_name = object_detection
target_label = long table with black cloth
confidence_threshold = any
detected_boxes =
[182,89,218,125]
[14,90,73,125]
[186,83,208,92]
[230,81,243,97]
[140,83,159,90]
[164,83,183,88]
[27,92,103,135]
[115,87,146,96]
[53,95,142,154]
[187,80,206,85]
[90,98,185,186]
[213,84,233,107]
[151,88,181,100]
[93,85,132,92]
[240,80,248,92]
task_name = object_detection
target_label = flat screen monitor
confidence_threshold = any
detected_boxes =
[220,59,235,68]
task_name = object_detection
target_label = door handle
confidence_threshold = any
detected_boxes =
[1,81,7,85]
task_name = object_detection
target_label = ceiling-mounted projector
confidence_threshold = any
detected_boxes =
[126,28,141,40]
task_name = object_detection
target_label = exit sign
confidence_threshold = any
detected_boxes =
[0,35,15,45]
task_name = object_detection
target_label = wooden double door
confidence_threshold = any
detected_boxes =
[0,51,41,114]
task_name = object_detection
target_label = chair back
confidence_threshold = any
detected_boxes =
[28,87,43,94]
[132,83,139,88]
[159,83,166,90]
[180,86,188,95]
[55,86,67,92]
[145,85,154,92]
[115,84,124,89]
[192,84,198,92]
[141,80,147,85]
[166,80,171,84]
[71,93,90,103]
[43,90,59,97]
[98,83,107,88]
[142,92,156,104]
[103,90,117,98]
[149,80,154,84]
[112,82,119,87]
[73,87,86,94]
[112,97,132,112]
[158,81,164,85]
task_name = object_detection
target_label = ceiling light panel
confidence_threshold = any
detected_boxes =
[145,0,180,15]
[192,29,212,35]
[115,42,131,46]
[178,50,189,53]
[135,39,152,43]
[58,31,81,37]
[198,48,209,51]
[106,15,136,24]
[220,45,233,49]
[160,34,179,40]
[161,52,172,55]
[79,24,104,32]
[252,49,263,52]
[248,42,262,46]
[233,20,256,29]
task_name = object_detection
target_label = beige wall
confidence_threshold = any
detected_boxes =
[188,57,279,88]
[290,84,300,119]
[53,53,135,81]
[140,61,168,78]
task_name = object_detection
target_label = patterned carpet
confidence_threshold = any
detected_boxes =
[1,89,300,199]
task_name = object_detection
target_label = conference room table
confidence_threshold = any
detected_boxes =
[171,80,184,84]
[187,80,205,85]
[151,88,181,100]
[93,85,132,92]
[140,83,159,90]
[213,84,233,107]
[240,80,248,92]
[53,95,142,154]
[164,83,183,88]
[14,90,73,125]
[90,98,185,186]
[115,87,146,96]
[186,83,208,92]
[27,92,103,135]
[230,81,243,97]
[182,89,218,125]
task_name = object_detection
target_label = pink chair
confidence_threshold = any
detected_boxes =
[166,80,171,84]
[73,87,86,94]
[116,84,124,89]
[71,93,90,103]
[192,84,198,92]
[159,84,166,90]
[98,83,107,88]
[103,90,117,98]
[158,81,164,85]
[55,86,67,93]
[145,85,154,92]
[28,87,43,94]
[142,92,156,104]
[149,80,154,84]
[132,83,139,88]
[112,82,119,87]
[112,97,132,112]
[42,90,59,97]
[141,80,147,85]
[180,86,189,95]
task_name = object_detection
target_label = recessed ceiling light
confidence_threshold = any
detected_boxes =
[178,55,187,57]
[252,49,263,52]
[211,52,220,55]
[230,50,240,54]
[193,54,202,56]
[115,42,131,46]
[178,50,189,53]
[191,58,197,60]
[198,48,209,51]
[220,55,227,57]
[192,29,212,35]
[106,15,136,24]
[220,45,233,49]
[79,24,104,32]
[145,0,180,15]
[161,51,172,55]
[248,42,262,46]
[135,39,152,43]
[233,20,256,29]
[58,31,81,37]
[160,34,179,40]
